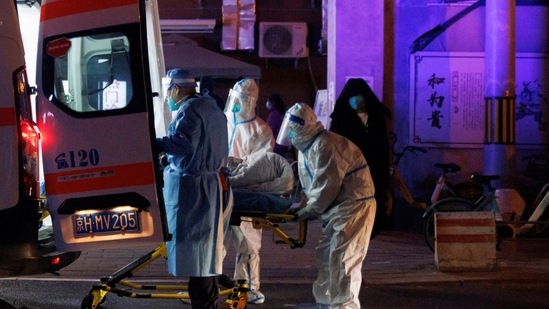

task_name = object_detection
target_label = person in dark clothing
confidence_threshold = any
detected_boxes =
[329,78,391,239]
[265,93,289,157]
[199,76,225,110]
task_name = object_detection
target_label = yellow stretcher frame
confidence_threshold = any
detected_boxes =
[80,212,307,309]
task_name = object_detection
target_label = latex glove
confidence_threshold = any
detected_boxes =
[295,207,317,222]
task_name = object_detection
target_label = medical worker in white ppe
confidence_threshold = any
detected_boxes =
[224,78,275,304]
[277,103,376,309]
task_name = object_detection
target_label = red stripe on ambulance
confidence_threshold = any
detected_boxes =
[40,0,137,22]
[0,108,16,126]
[45,162,154,195]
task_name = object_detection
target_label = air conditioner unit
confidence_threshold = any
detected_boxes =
[259,22,308,58]
[159,19,216,34]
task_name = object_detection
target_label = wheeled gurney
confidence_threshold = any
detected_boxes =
[80,192,307,309]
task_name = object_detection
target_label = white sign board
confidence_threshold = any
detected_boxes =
[313,89,331,129]
[409,52,548,148]
[102,80,127,110]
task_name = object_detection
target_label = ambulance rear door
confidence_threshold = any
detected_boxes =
[36,0,168,251]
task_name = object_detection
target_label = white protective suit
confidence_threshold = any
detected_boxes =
[282,103,376,309]
[224,78,275,293]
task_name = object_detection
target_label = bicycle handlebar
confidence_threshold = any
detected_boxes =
[393,145,428,166]
[389,132,428,166]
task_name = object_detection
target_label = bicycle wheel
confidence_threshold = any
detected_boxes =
[423,197,475,252]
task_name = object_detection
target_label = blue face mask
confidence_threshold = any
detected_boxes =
[288,130,297,140]
[266,101,273,110]
[349,95,365,111]
[167,96,179,111]
[232,103,241,113]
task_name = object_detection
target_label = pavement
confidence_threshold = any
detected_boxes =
[28,220,549,287]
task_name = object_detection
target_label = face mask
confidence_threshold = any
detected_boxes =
[288,130,297,140]
[266,101,273,110]
[167,96,179,111]
[232,102,241,113]
[349,95,366,111]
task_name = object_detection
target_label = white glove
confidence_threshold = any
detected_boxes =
[295,207,318,222]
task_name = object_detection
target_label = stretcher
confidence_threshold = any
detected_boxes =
[80,195,307,309]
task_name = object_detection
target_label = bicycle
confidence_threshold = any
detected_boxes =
[387,133,483,214]
[423,174,549,252]
[517,182,549,237]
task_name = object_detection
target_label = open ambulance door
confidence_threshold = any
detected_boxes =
[36,0,169,252]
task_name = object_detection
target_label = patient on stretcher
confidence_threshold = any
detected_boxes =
[228,151,296,214]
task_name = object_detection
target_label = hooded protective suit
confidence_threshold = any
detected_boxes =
[224,78,275,296]
[157,93,230,277]
[329,78,391,239]
[282,103,376,309]
[225,78,275,157]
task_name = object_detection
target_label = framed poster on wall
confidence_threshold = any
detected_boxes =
[409,52,548,148]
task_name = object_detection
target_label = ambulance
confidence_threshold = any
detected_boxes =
[0,0,79,276]
[35,0,170,252]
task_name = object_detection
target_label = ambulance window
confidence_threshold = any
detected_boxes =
[51,31,133,113]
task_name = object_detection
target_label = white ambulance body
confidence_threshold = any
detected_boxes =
[0,0,79,276]
[36,0,169,251]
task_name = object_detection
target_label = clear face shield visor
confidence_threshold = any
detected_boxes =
[224,89,255,115]
[276,112,305,146]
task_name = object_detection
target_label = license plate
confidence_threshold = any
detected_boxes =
[73,209,140,237]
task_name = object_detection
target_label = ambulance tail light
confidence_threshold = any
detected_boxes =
[50,256,61,266]
[15,68,40,199]
[21,119,40,197]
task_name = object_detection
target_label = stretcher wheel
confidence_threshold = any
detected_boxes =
[81,289,106,309]
[81,294,95,309]
[225,293,247,309]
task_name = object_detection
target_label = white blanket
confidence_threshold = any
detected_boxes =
[228,152,295,195]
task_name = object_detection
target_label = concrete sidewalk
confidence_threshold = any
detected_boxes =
[29,220,549,287]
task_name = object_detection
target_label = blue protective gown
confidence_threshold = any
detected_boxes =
[157,94,230,277]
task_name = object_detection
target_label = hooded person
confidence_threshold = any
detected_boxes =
[329,78,391,239]
[223,78,275,304]
[225,78,275,158]
[156,68,231,309]
[277,102,376,309]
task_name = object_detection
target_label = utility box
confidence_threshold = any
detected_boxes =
[435,212,496,272]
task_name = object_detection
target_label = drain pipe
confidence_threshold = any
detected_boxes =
[483,0,516,189]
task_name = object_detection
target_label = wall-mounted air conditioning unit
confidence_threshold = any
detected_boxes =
[258,22,308,58]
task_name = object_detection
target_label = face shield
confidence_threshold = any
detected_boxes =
[162,77,179,111]
[276,112,305,146]
[224,89,256,121]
